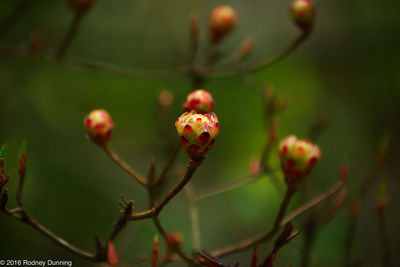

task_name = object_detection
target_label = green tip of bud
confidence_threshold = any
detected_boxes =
[19,140,28,156]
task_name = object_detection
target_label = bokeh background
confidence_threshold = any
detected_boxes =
[1,0,399,266]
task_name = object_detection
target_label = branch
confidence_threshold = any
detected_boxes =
[185,182,201,250]
[129,158,203,220]
[195,174,261,201]
[211,179,344,258]
[102,144,147,186]
[153,143,181,186]
[1,159,101,262]
[201,32,309,78]
[55,11,84,61]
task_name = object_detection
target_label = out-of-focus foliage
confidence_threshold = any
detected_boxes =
[0,0,399,266]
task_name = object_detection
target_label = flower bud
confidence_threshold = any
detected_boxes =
[208,5,237,43]
[183,89,215,114]
[290,0,315,32]
[158,90,174,108]
[84,109,114,145]
[278,135,321,187]
[107,241,118,267]
[175,111,219,160]
[67,0,95,14]
[236,37,254,61]
[166,233,183,250]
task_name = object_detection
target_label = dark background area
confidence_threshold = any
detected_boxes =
[0,0,399,266]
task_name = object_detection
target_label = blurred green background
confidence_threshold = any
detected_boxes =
[1,0,399,266]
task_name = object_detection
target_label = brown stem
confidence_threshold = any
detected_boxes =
[129,158,203,220]
[102,144,147,186]
[153,143,181,186]
[108,200,133,241]
[56,11,84,61]
[147,165,196,266]
[3,207,100,261]
[211,180,344,258]
[274,187,296,229]
[202,32,309,77]
[195,174,261,201]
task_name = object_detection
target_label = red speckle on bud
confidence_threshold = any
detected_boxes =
[290,0,315,32]
[107,241,118,267]
[67,0,95,14]
[278,135,321,188]
[183,89,215,114]
[209,5,237,43]
[176,111,219,160]
[84,109,114,145]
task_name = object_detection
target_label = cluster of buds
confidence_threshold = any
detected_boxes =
[183,89,215,114]
[84,109,114,145]
[278,135,321,188]
[290,0,315,32]
[208,5,237,43]
[176,111,219,160]
[67,0,95,14]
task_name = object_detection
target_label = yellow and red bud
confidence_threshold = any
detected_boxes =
[183,89,215,114]
[290,0,315,32]
[84,109,114,145]
[208,5,237,43]
[175,111,219,160]
[278,135,321,188]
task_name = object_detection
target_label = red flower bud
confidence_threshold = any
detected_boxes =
[183,89,215,114]
[209,5,237,43]
[84,109,114,145]
[278,135,321,188]
[107,241,118,267]
[166,233,183,250]
[290,0,315,32]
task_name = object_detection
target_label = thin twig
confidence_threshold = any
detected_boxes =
[202,32,309,77]
[129,158,203,220]
[154,143,181,186]
[102,144,147,186]
[55,11,84,61]
[210,179,344,258]
[195,174,261,201]
[185,182,201,250]
[273,187,295,229]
